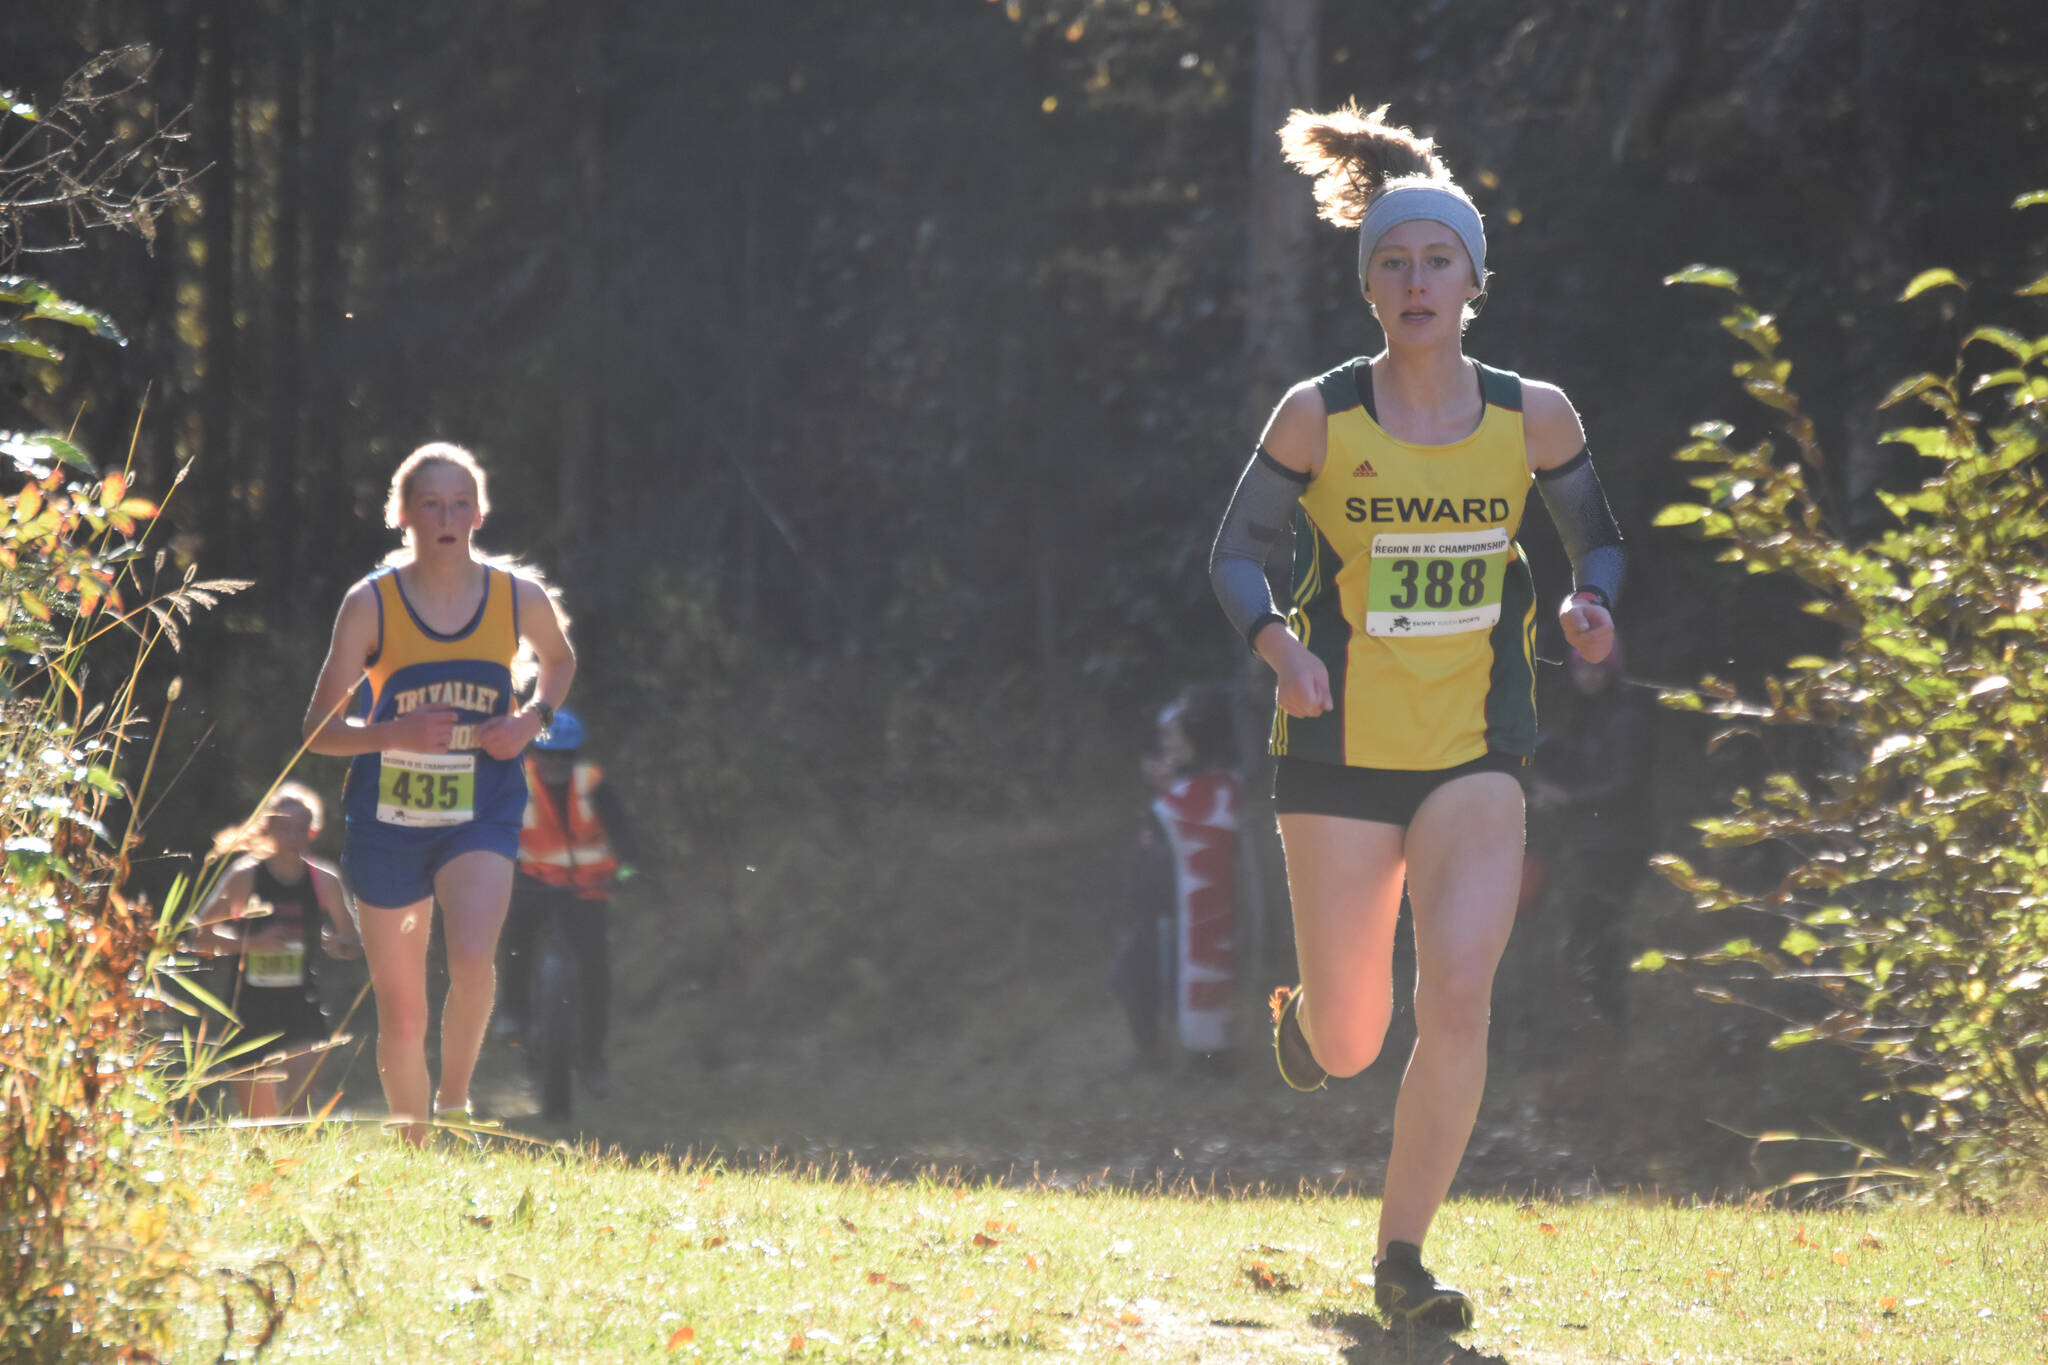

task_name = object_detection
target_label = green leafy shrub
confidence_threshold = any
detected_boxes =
[0,70,331,1359]
[1647,201,2048,1197]
[0,411,187,1358]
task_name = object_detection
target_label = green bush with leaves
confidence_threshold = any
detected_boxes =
[1647,196,2048,1197]
[0,70,325,1359]
[0,298,225,1360]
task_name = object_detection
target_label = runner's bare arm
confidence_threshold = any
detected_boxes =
[476,572,577,759]
[308,859,361,959]
[301,581,458,756]
[517,572,576,713]
[185,861,255,954]
[1522,380,1588,473]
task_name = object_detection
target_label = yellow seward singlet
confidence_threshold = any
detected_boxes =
[1271,359,1539,771]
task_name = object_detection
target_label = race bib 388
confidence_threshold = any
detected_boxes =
[1366,527,1509,637]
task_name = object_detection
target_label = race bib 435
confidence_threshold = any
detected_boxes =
[374,750,477,827]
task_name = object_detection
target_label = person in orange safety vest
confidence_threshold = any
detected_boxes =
[493,707,638,1099]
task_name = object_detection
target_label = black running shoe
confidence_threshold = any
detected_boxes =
[1269,985,1327,1091]
[1373,1241,1474,1329]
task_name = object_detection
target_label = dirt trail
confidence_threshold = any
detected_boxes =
[305,918,1872,1201]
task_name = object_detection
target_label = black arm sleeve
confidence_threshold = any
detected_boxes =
[1534,446,1626,606]
[1209,447,1310,648]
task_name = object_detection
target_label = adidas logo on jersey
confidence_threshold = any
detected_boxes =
[1353,459,1378,477]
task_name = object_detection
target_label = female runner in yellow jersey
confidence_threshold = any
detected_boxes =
[1210,102,1623,1329]
[301,444,575,1144]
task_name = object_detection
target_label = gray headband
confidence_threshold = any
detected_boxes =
[1355,182,1487,297]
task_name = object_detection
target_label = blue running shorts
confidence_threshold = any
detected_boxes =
[341,819,521,914]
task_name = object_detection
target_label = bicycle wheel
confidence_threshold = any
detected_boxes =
[527,910,580,1121]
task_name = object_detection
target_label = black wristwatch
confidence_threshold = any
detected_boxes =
[530,698,556,729]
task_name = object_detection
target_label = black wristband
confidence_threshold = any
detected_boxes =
[531,698,556,728]
[1569,585,1612,611]
[1246,612,1287,653]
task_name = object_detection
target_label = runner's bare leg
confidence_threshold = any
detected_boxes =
[1380,771,1523,1253]
[431,848,515,1116]
[356,896,435,1144]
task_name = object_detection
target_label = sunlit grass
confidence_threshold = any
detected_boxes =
[152,1124,2048,1363]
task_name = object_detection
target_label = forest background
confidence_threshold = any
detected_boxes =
[6,0,2047,1191]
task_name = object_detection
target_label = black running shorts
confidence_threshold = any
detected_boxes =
[1272,752,1523,827]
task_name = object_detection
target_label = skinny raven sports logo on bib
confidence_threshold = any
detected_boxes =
[1365,528,1509,636]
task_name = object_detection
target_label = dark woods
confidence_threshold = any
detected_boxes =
[4,0,2046,945]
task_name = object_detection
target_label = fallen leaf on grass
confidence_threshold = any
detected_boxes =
[1879,1296,1898,1313]
[867,1271,887,1285]
[1537,1222,1557,1236]
[840,1217,857,1233]
[786,1332,805,1356]
[666,1325,695,1350]
[1242,1261,1299,1293]
[1118,1310,1143,1326]
[974,1232,1001,1248]
[465,1213,494,1229]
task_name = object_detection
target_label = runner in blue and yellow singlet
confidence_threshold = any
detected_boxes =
[1210,102,1625,1330]
[302,443,575,1145]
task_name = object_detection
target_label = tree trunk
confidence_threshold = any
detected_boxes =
[1241,0,1320,432]
[265,0,305,602]
[141,0,201,502]
[1841,0,1915,533]
[197,0,238,557]
[555,0,608,549]
[297,1,349,611]
[1239,0,1318,979]
[736,96,764,630]
[373,81,412,446]
[1610,0,1704,169]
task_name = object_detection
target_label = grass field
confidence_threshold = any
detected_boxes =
[150,1123,2047,1364]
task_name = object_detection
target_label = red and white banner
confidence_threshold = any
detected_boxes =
[1152,770,1240,1052]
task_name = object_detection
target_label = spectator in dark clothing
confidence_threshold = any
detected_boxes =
[1526,635,1655,1023]
[1108,684,1242,1072]
[1111,813,1176,1070]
